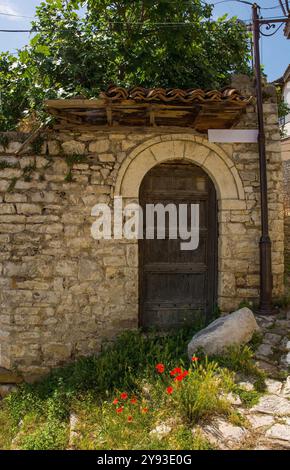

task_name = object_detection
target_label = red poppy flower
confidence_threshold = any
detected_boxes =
[170,367,182,377]
[120,392,128,400]
[166,386,173,395]
[127,415,133,422]
[192,356,199,362]
[174,374,184,382]
[130,398,137,404]
[116,407,124,414]
[142,407,148,413]
[155,363,165,373]
[182,370,189,378]
[113,398,119,405]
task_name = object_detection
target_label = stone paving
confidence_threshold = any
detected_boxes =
[194,311,290,450]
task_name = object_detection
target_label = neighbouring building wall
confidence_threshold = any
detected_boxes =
[282,79,290,138]
[0,76,284,380]
[282,137,290,163]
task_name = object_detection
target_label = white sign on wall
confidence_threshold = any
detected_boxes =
[208,129,259,143]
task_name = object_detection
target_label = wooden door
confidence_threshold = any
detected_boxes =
[139,161,217,330]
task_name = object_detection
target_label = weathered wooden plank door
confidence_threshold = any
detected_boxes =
[139,161,217,330]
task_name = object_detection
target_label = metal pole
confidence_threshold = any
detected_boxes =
[252,3,273,314]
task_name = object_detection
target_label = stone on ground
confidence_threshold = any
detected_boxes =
[256,343,273,358]
[265,424,290,446]
[225,392,242,406]
[250,395,290,416]
[280,352,290,367]
[263,333,282,346]
[247,414,275,429]
[188,308,259,357]
[0,384,17,398]
[201,418,248,450]
[265,379,283,395]
[68,413,80,448]
[150,423,172,440]
[238,381,254,391]
[282,376,290,398]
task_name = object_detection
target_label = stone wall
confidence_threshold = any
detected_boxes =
[0,76,284,380]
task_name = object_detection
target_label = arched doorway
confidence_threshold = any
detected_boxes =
[139,160,217,330]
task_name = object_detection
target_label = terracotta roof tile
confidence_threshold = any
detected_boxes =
[100,85,251,104]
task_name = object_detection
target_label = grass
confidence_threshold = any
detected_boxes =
[209,344,266,387]
[0,328,266,450]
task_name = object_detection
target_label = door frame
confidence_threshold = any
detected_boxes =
[138,160,218,329]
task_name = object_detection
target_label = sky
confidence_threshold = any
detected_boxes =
[0,0,289,82]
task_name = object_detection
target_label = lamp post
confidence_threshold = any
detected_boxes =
[252,3,272,314]
[250,3,289,314]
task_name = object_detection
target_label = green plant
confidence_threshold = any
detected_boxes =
[248,331,264,352]
[168,359,234,423]
[15,416,68,450]
[277,89,290,137]
[238,300,253,310]
[235,388,261,408]
[272,295,290,309]
[209,344,266,388]
[0,134,9,148]
[0,1,251,131]
[0,328,267,450]
[23,163,36,182]
[212,303,222,319]
[31,135,44,154]
[64,169,73,182]
[7,177,17,192]
[4,329,195,425]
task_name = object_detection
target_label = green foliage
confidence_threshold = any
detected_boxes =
[31,136,45,154]
[169,360,234,423]
[7,177,17,192]
[0,0,251,131]
[14,415,68,450]
[236,388,261,408]
[0,329,266,450]
[276,85,290,137]
[71,400,213,450]
[65,154,87,167]
[248,331,264,352]
[208,344,266,387]
[272,295,290,309]
[238,300,254,310]
[23,163,36,182]
[213,303,222,319]
[0,133,9,148]
[5,328,195,425]
[0,408,17,449]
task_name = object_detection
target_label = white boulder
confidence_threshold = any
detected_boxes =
[188,307,259,358]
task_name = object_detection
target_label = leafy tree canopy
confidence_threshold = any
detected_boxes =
[0,0,251,131]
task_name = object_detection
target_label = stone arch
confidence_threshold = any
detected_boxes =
[115,134,245,203]
[115,133,247,312]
